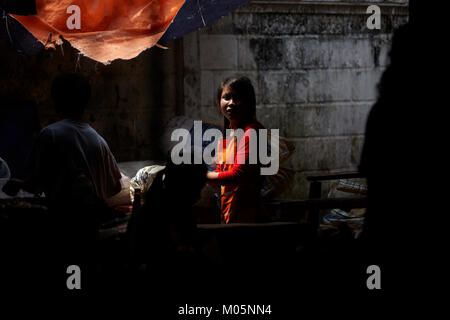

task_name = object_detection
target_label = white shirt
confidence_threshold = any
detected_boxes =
[28,119,121,202]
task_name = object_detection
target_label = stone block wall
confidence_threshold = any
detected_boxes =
[182,0,408,198]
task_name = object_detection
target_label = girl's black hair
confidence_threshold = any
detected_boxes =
[215,76,256,133]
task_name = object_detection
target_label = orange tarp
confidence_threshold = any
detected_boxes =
[12,0,185,64]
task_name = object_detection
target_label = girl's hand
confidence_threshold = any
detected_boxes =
[206,171,219,180]
[207,172,223,187]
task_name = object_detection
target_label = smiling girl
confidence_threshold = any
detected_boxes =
[206,77,266,223]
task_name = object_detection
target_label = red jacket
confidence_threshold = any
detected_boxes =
[215,122,265,223]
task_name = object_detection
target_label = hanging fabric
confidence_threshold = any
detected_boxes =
[11,0,185,64]
[2,0,253,63]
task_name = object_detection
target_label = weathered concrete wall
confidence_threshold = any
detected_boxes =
[0,37,183,163]
[183,0,408,198]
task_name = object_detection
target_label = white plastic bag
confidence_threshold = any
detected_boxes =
[129,165,166,204]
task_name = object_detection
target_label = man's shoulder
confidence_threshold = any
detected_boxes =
[37,121,61,139]
[41,120,61,131]
[42,119,74,131]
[40,120,107,147]
[43,119,96,134]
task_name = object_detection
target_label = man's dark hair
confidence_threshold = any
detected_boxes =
[51,73,91,120]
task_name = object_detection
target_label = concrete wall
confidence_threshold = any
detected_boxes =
[182,0,408,198]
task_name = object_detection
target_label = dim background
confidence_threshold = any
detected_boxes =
[0,0,408,198]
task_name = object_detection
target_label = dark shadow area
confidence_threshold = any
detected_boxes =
[0,1,446,312]
[0,97,40,179]
[359,0,446,294]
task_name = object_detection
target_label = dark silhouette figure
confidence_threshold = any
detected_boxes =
[123,156,207,294]
[360,0,446,293]
[2,73,122,293]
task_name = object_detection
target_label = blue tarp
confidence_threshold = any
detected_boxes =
[0,13,44,55]
[160,0,251,44]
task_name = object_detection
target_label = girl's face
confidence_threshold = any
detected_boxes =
[220,86,244,122]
